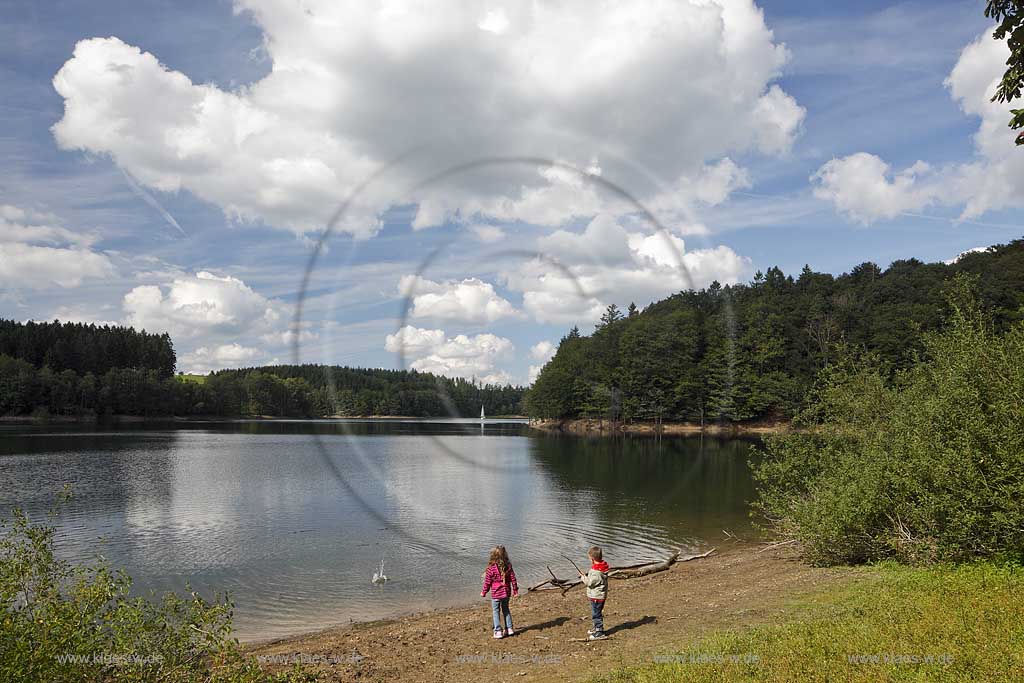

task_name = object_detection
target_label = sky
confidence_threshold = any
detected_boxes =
[1,0,1022,384]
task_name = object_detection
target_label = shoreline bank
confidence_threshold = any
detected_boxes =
[249,543,852,683]
[529,418,791,437]
[0,414,530,425]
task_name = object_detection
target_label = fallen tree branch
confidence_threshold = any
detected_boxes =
[609,552,680,579]
[527,549,716,593]
[756,539,798,553]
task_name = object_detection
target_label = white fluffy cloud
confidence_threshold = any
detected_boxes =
[0,204,115,289]
[507,214,751,324]
[384,324,514,384]
[399,275,519,323]
[467,224,506,243]
[811,34,1024,223]
[179,343,263,374]
[51,0,803,236]
[811,154,938,223]
[382,325,445,358]
[527,339,556,384]
[530,340,555,361]
[123,271,281,339]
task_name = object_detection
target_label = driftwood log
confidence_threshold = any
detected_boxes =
[527,548,715,594]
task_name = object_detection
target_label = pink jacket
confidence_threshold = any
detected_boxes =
[481,563,518,600]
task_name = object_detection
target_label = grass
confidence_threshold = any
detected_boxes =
[600,561,1024,683]
[176,373,207,384]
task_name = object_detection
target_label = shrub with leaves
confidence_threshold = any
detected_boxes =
[755,275,1024,565]
[0,502,318,683]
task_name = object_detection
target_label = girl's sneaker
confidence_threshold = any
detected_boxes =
[493,630,504,639]
[588,632,608,641]
[506,627,515,636]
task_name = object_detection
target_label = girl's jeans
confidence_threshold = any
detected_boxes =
[491,597,513,631]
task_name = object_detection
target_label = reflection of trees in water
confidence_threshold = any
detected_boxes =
[527,434,759,536]
[0,429,180,565]
[0,429,179,517]
[175,419,530,438]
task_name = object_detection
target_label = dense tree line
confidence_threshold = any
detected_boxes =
[0,319,175,378]
[199,365,525,418]
[526,239,1024,424]
[755,276,1024,564]
[0,327,525,419]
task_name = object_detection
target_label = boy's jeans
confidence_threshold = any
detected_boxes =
[590,599,605,633]
[491,597,513,631]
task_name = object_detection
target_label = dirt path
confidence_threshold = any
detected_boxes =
[250,544,853,682]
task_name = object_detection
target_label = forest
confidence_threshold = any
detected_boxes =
[5,240,1024,423]
[0,320,524,419]
[525,239,1024,424]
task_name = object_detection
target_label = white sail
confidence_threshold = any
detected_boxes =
[480,404,485,420]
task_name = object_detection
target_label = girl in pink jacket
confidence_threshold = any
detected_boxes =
[481,545,519,638]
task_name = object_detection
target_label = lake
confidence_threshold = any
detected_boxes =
[0,419,759,641]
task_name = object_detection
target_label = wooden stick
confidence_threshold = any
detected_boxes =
[756,539,798,553]
[529,549,716,593]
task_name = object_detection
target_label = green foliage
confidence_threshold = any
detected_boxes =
[601,561,1024,683]
[0,502,318,683]
[986,0,1024,143]
[206,365,525,418]
[754,275,1024,565]
[0,326,526,419]
[526,240,1024,424]
[0,319,175,378]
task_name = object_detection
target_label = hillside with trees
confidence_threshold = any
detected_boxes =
[198,365,524,418]
[0,320,524,419]
[525,239,1024,424]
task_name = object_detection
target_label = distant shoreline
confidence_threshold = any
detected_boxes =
[528,417,790,436]
[0,414,529,425]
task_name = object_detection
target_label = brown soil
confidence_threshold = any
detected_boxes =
[249,544,852,682]
[529,418,792,437]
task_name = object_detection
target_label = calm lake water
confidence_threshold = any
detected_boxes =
[0,419,759,641]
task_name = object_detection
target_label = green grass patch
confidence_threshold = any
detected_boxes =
[601,561,1024,683]
[176,373,208,384]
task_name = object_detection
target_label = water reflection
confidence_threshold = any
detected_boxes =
[0,422,757,641]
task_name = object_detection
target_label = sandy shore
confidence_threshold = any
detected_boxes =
[249,543,852,682]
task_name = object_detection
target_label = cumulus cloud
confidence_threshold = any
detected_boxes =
[507,214,751,324]
[51,0,803,235]
[943,246,989,265]
[467,224,506,243]
[530,340,555,361]
[811,34,1024,223]
[122,271,281,339]
[382,325,445,358]
[179,343,263,374]
[399,275,520,323]
[0,204,115,289]
[384,324,514,384]
[260,325,319,346]
[527,365,544,384]
[527,339,556,384]
[811,154,939,223]
[649,158,752,220]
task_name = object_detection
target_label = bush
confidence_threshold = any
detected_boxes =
[754,275,1024,565]
[0,500,318,683]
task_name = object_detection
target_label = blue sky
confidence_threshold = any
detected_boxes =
[1,0,1021,384]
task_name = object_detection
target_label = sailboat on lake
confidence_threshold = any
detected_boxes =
[480,404,485,421]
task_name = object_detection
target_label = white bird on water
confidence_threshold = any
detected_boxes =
[372,558,387,584]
